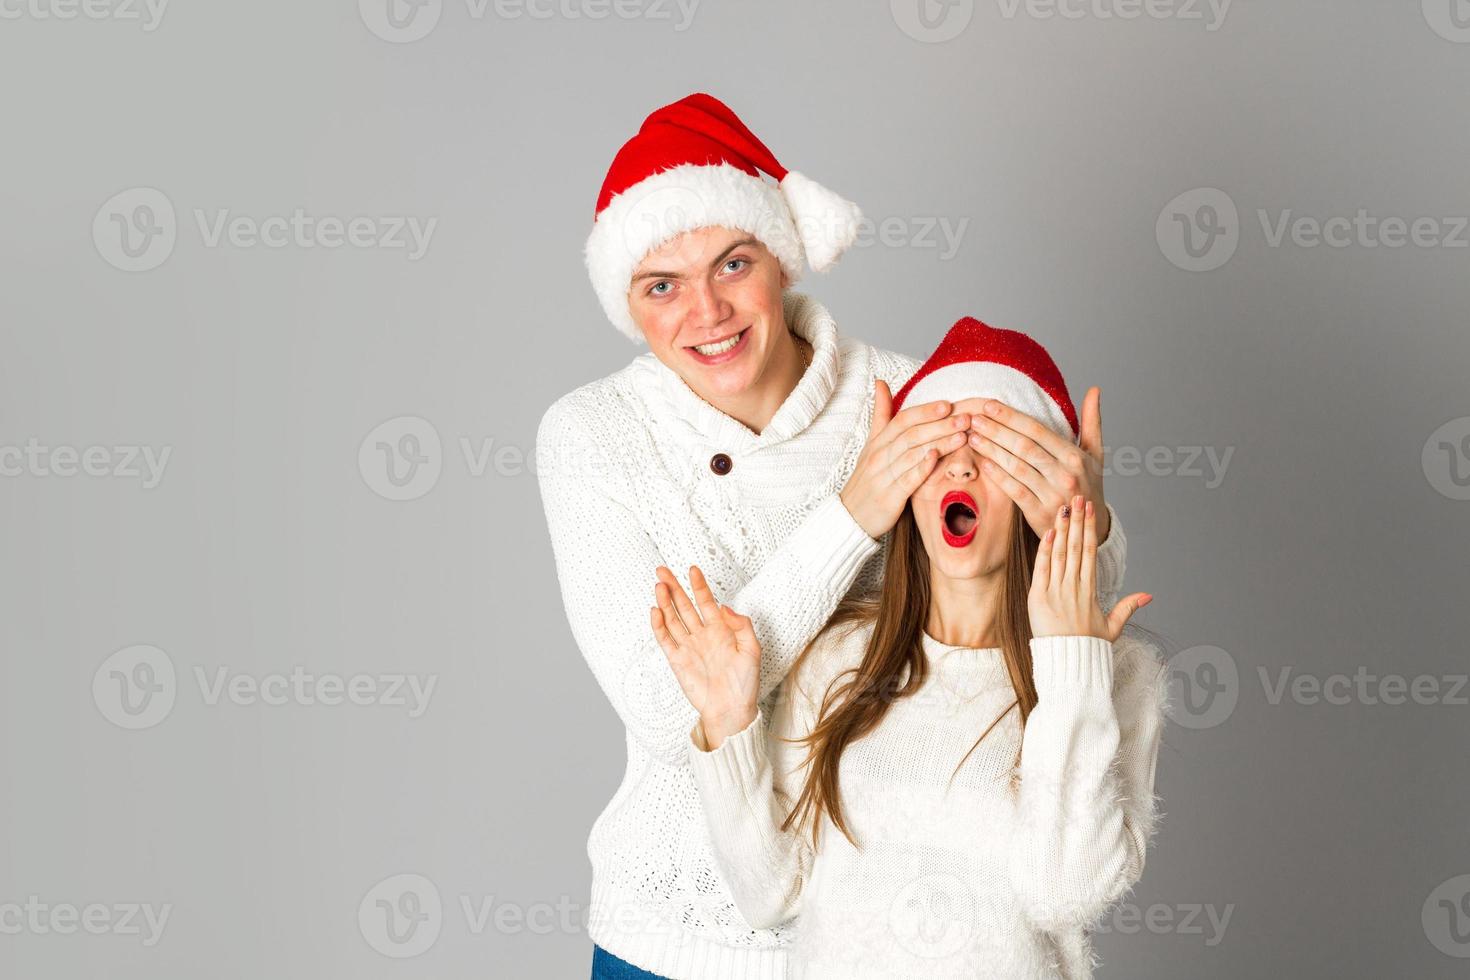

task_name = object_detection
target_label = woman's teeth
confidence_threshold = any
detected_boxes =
[693,330,744,356]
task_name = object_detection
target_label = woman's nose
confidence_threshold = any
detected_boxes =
[946,449,978,480]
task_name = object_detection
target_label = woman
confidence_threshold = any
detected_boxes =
[652,318,1167,980]
[539,91,1135,980]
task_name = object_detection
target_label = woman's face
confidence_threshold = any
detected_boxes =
[910,436,1016,581]
[626,225,789,402]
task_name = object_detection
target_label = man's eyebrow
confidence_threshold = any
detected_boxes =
[712,238,760,266]
[630,238,760,283]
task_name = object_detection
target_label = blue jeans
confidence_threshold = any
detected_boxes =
[590,944,672,979]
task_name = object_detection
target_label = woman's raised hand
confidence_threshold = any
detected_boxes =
[651,564,761,748]
[840,380,973,540]
[1028,495,1153,642]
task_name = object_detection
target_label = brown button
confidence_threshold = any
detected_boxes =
[710,452,733,476]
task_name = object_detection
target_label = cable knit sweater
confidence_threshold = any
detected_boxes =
[535,292,1130,980]
[687,625,1168,980]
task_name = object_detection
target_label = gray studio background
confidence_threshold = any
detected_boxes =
[3,1,1468,977]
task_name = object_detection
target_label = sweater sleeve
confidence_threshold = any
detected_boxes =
[1005,633,1167,933]
[685,649,825,931]
[535,398,880,765]
[1094,501,1128,616]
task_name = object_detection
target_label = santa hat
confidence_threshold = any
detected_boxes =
[892,316,1080,442]
[584,92,863,343]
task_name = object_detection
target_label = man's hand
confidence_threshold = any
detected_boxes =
[958,385,1111,542]
[840,380,972,540]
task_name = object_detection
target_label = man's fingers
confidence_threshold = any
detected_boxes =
[975,399,1073,462]
[886,424,967,476]
[901,446,941,490]
[876,398,954,451]
[972,436,1046,504]
[1106,592,1154,640]
[1079,386,1104,462]
[978,456,1043,519]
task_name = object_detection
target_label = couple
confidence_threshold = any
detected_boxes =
[536,93,1167,980]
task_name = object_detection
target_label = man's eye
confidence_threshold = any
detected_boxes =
[723,259,747,273]
[649,281,672,296]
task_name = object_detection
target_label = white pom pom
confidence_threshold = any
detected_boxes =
[780,171,862,272]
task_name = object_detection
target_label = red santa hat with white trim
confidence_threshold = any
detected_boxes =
[893,316,1080,443]
[584,92,863,343]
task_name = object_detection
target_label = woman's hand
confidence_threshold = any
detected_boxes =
[1028,495,1153,641]
[651,564,761,749]
[958,387,1112,543]
[840,380,973,540]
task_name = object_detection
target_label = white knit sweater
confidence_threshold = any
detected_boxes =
[686,625,1168,980]
[535,292,1130,980]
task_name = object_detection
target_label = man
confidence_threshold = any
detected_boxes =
[536,92,1132,980]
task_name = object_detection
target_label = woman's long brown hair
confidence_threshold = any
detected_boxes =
[779,500,1042,850]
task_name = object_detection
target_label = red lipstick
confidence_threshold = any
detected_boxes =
[940,490,978,548]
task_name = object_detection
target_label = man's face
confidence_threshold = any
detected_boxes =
[626,226,789,402]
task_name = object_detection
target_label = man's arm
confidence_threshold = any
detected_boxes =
[536,399,879,765]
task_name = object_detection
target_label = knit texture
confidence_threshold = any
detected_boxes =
[687,625,1168,980]
[535,292,1131,980]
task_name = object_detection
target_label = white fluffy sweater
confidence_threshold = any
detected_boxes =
[687,625,1168,980]
[535,292,1130,980]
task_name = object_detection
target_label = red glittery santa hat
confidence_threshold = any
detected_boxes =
[893,316,1080,441]
[584,92,863,343]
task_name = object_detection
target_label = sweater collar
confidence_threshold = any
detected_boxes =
[921,630,1010,695]
[651,291,841,451]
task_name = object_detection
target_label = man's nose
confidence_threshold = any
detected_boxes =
[688,279,733,329]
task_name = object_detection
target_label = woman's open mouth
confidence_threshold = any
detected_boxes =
[940,490,978,548]
[686,327,750,365]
